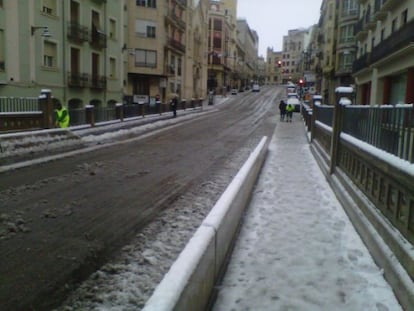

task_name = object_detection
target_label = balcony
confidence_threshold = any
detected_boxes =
[374,0,387,21]
[371,18,414,64]
[67,72,89,88]
[167,37,185,53]
[354,19,368,41]
[90,75,106,89]
[175,0,187,8]
[382,0,399,11]
[165,10,186,30]
[336,64,353,76]
[353,53,371,73]
[90,28,107,49]
[365,14,377,31]
[67,21,89,43]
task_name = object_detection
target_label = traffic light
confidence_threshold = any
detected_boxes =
[277,60,282,67]
[299,79,304,86]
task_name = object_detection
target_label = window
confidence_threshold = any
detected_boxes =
[135,20,156,38]
[42,0,57,16]
[147,25,156,38]
[109,57,116,78]
[391,18,398,33]
[43,41,57,68]
[136,0,156,8]
[0,29,4,71]
[0,0,3,8]
[177,58,182,76]
[214,19,222,31]
[340,25,354,43]
[401,9,408,26]
[340,52,354,72]
[109,19,116,39]
[343,0,358,15]
[135,49,156,68]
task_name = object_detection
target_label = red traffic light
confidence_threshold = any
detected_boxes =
[277,60,282,67]
[299,79,304,85]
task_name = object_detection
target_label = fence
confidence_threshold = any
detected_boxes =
[303,102,414,289]
[0,96,204,131]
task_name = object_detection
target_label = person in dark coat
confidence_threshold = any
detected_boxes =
[170,95,178,117]
[279,100,287,122]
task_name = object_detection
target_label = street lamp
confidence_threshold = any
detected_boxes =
[31,26,52,37]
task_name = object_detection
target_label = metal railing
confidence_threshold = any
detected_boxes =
[343,105,414,162]
[0,97,40,112]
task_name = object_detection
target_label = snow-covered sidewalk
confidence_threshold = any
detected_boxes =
[212,115,402,310]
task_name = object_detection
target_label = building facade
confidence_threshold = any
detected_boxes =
[353,0,414,106]
[265,48,282,85]
[0,0,125,109]
[281,28,309,84]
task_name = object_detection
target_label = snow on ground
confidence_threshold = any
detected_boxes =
[212,118,402,311]
[2,95,407,310]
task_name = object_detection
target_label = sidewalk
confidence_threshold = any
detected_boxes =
[212,114,402,310]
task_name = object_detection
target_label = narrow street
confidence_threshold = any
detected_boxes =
[0,87,281,310]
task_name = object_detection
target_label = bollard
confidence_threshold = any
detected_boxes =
[115,103,124,121]
[85,105,95,127]
[181,99,186,110]
[39,89,54,129]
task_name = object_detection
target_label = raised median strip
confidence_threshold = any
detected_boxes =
[142,136,269,311]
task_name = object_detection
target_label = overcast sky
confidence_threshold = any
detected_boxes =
[237,0,322,57]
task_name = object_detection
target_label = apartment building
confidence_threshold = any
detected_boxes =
[236,18,258,88]
[316,0,359,104]
[281,28,309,84]
[0,0,125,109]
[317,0,337,104]
[182,0,209,101]
[353,0,414,106]
[265,47,282,85]
[206,0,237,94]
[335,0,359,86]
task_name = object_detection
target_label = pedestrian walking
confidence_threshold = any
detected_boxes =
[170,94,178,118]
[279,100,287,121]
[55,102,70,128]
[286,102,294,122]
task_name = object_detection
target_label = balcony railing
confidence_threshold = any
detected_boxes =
[67,72,89,88]
[176,0,187,8]
[67,21,89,43]
[353,52,371,73]
[165,10,186,30]
[90,29,107,49]
[371,18,414,64]
[90,75,107,89]
[168,37,185,53]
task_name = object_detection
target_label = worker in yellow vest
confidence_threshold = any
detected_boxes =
[286,103,294,122]
[55,103,70,128]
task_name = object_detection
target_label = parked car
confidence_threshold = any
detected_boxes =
[231,88,238,95]
[287,92,301,112]
[252,84,260,92]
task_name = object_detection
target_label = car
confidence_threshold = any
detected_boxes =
[252,84,260,92]
[231,88,238,95]
[286,92,301,112]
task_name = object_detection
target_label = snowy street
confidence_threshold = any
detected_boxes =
[212,114,402,310]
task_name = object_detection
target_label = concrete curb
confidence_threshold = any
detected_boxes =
[142,136,269,311]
